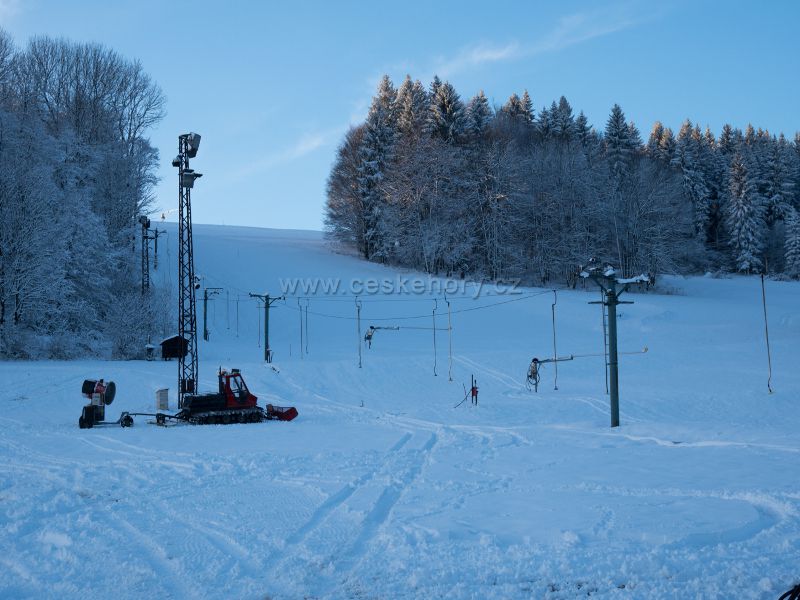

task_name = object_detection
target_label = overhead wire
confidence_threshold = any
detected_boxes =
[274,290,551,322]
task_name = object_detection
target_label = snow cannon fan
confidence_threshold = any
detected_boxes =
[81,379,116,405]
[78,379,120,429]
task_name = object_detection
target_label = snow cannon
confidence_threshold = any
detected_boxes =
[79,379,126,429]
[81,379,116,404]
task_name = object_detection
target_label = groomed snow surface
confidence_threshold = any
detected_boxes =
[2,224,799,599]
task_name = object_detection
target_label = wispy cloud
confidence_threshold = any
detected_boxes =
[428,3,653,80]
[529,5,648,55]
[434,41,521,79]
[230,127,346,180]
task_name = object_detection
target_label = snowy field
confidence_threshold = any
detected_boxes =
[1,224,799,599]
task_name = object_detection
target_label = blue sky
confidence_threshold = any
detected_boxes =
[2,0,798,230]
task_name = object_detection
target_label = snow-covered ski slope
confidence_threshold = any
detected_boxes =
[2,223,799,599]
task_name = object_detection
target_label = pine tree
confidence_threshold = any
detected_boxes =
[575,111,590,146]
[553,96,574,139]
[375,74,397,125]
[658,127,676,162]
[429,75,442,98]
[794,132,800,208]
[744,124,756,146]
[537,104,552,139]
[520,90,534,125]
[428,80,465,143]
[704,126,716,150]
[647,122,664,158]
[357,76,397,260]
[326,125,367,251]
[763,135,795,224]
[396,75,427,138]
[466,90,492,137]
[548,100,559,132]
[785,207,800,277]
[627,121,643,151]
[604,104,633,179]
[395,75,414,137]
[501,93,522,118]
[671,120,712,237]
[699,125,726,247]
[424,75,442,136]
[725,153,766,272]
[718,124,737,155]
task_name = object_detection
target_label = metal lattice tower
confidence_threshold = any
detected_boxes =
[139,216,151,295]
[175,133,202,407]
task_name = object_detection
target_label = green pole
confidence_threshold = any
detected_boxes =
[606,284,620,427]
[264,294,270,363]
[203,288,209,341]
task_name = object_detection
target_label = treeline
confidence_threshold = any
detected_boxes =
[325,75,800,284]
[0,30,168,358]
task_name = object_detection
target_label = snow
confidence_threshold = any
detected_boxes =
[1,223,799,599]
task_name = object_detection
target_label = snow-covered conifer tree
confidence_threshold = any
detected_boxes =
[658,127,676,163]
[671,120,712,237]
[574,111,591,146]
[553,96,574,140]
[604,104,633,179]
[357,76,397,260]
[396,76,428,139]
[423,76,442,136]
[647,122,664,158]
[466,90,492,138]
[725,153,766,272]
[785,207,800,277]
[718,124,737,156]
[520,90,534,126]
[763,136,795,223]
[428,80,465,143]
[325,125,366,250]
[501,93,522,118]
[627,121,643,151]
[537,104,552,139]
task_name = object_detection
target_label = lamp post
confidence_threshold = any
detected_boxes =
[173,133,202,407]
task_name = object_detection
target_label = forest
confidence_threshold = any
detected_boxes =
[326,75,800,285]
[0,29,167,359]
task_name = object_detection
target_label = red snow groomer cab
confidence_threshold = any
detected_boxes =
[178,368,297,424]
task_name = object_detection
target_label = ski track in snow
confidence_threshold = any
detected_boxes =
[454,354,524,390]
[281,432,415,549]
[260,429,441,597]
[334,432,438,575]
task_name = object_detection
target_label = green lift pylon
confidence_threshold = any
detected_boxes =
[582,262,648,428]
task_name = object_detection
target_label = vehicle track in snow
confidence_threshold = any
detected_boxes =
[261,429,439,597]
[283,432,414,548]
[334,431,438,576]
[262,431,417,587]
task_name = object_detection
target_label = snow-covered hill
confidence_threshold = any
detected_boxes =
[1,224,799,599]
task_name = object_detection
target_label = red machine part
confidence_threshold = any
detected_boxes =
[221,371,258,409]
